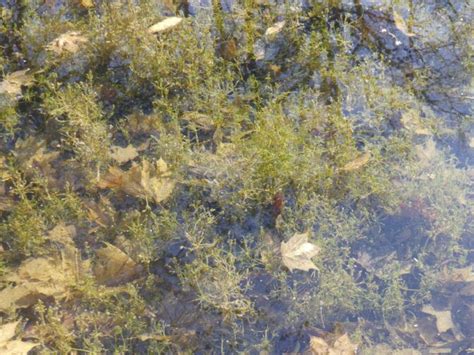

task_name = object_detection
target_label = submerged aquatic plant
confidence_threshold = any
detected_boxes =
[0,0,472,353]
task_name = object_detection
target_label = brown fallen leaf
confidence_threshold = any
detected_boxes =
[46,31,88,55]
[421,305,455,333]
[0,181,15,212]
[0,321,20,343]
[393,11,415,37]
[0,69,34,97]
[265,20,286,37]
[148,17,183,34]
[181,112,216,131]
[400,110,431,136]
[98,159,175,204]
[0,321,40,354]
[415,138,438,166]
[310,333,358,355]
[85,196,115,228]
[46,223,77,246]
[339,152,371,172]
[280,232,320,272]
[109,144,139,164]
[80,0,94,8]
[14,136,60,188]
[0,257,79,312]
[93,243,143,286]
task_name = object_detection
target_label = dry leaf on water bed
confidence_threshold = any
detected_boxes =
[280,232,320,272]
[0,257,79,312]
[0,181,14,212]
[421,305,455,333]
[310,333,358,355]
[85,196,114,228]
[393,11,415,37]
[80,0,94,8]
[109,144,138,164]
[14,137,60,188]
[0,321,40,354]
[415,138,438,166]
[93,243,143,286]
[181,112,216,131]
[0,223,87,312]
[148,17,183,34]
[400,110,431,136]
[265,20,286,37]
[46,31,88,55]
[0,70,34,97]
[339,152,371,172]
[98,159,175,204]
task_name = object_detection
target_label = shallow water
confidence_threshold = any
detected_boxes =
[0,0,472,353]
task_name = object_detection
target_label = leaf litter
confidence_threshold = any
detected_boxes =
[93,243,143,286]
[280,231,320,272]
[310,332,358,355]
[98,158,175,204]
[148,17,183,34]
[109,144,139,164]
[0,321,40,354]
[46,31,88,55]
[0,70,34,98]
[0,223,89,313]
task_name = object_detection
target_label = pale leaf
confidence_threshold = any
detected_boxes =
[46,31,88,55]
[80,0,94,8]
[46,223,76,246]
[98,159,175,204]
[148,17,183,34]
[109,144,138,164]
[310,333,357,355]
[331,333,357,355]
[421,305,454,333]
[393,11,415,37]
[400,110,431,136]
[415,139,437,163]
[265,21,286,37]
[280,232,320,272]
[0,255,83,312]
[0,321,20,343]
[93,243,143,286]
[340,152,371,172]
[310,336,330,354]
[0,338,40,355]
[0,70,34,97]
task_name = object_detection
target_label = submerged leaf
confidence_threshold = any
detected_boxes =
[0,257,79,312]
[93,243,143,286]
[265,21,286,37]
[0,321,40,354]
[80,0,94,8]
[46,31,88,55]
[340,152,371,172]
[109,144,139,164]
[310,333,357,355]
[393,11,415,37]
[400,110,431,136]
[422,305,455,333]
[98,159,175,204]
[280,232,320,272]
[0,321,20,343]
[148,17,183,34]
[0,70,34,97]
[415,138,438,163]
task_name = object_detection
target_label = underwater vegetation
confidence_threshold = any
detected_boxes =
[0,0,472,353]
